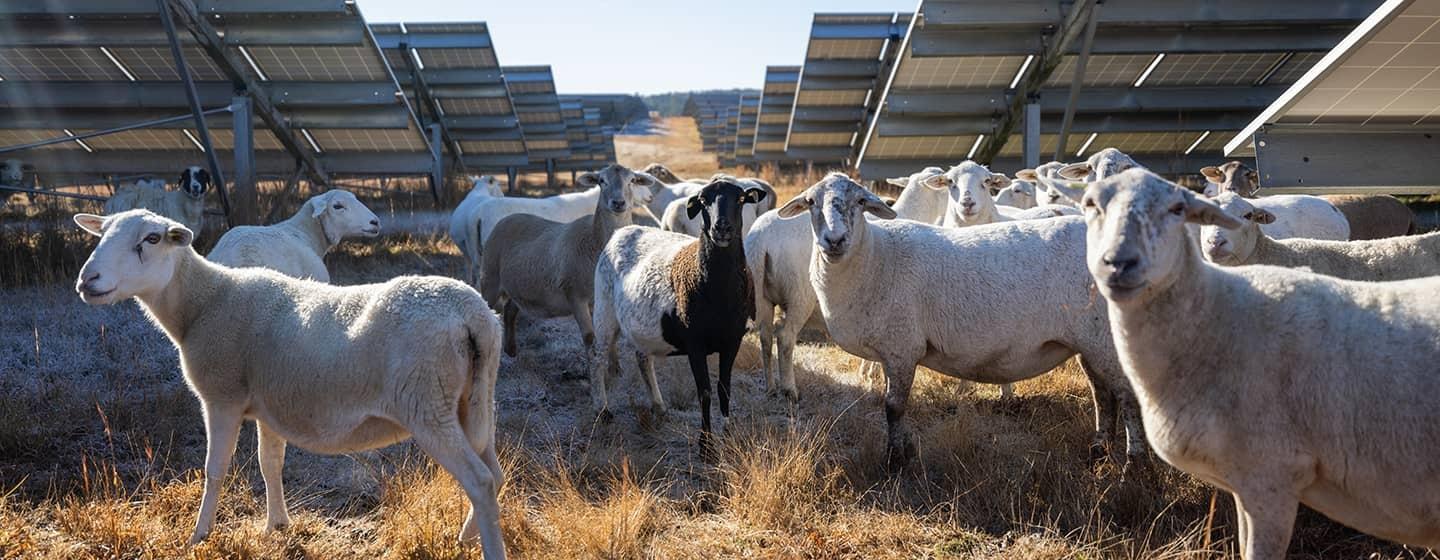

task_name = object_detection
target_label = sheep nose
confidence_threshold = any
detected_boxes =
[822,233,845,247]
[82,271,101,285]
[369,219,380,227]
[961,200,976,208]
[1103,254,1139,275]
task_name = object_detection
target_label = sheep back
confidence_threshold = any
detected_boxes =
[1322,194,1418,240]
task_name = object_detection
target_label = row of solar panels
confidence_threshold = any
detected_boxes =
[691,1,1387,181]
[0,1,621,183]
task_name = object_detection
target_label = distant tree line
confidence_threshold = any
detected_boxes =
[643,89,760,117]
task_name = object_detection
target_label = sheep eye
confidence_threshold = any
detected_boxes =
[143,233,161,244]
[1243,212,1254,220]
[1169,203,1184,216]
[332,203,344,210]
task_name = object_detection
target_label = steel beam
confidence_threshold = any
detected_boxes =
[911,25,1354,57]
[1253,127,1440,194]
[792,106,867,122]
[921,0,1380,27]
[0,0,347,15]
[1024,101,1040,168]
[163,0,329,186]
[876,111,1252,136]
[159,0,233,224]
[801,59,882,78]
[0,18,362,46]
[1054,1,1100,162]
[886,86,1287,115]
[0,82,405,109]
[231,95,257,225]
[858,151,1241,181]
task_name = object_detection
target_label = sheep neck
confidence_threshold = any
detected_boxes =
[135,248,228,344]
[1107,237,1217,397]
[586,199,632,252]
[1246,231,1290,265]
[810,220,875,297]
[282,199,335,256]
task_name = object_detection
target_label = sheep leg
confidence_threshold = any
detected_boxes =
[1234,488,1298,560]
[774,304,804,404]
[411,424,507,560]
[588,338,617,422]
[1077,356,1118,465]
[256,421,291,531]
[501,300,519,357]
[1234,493,1250,553]
[755,299,776,393]
[687,348,714,453]
[716,342,738,435]
[636,351,665,415]
[570,296,595,348]
[881,360,918,468]
[189,405,243,545]
[999,383,1014,400]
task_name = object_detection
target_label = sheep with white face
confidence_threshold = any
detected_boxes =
[209,189,380,282]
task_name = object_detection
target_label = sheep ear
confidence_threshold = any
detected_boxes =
[885,177,908,187]
[1015,169,1038,181]
[312,195,329,218]
[1056,163,1091,181]
[861,193,898,220]
[776,194,811,218]
[631,173,656,187]
[984,173,1011,191]
[166,225,194,246]
[74,213,105,236]
[1252,208,1277,225]
[1183,191,1244,229]
[920,174,948,190]
[743,187,767,205]
[685,195,703,219]
[1200,166,1224,182]
[576,172,601,188]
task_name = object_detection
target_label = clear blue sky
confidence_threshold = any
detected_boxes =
[361,0,919,95]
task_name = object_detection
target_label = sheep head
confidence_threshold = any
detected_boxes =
[1059,148,1140,183]
[1199,192,1275,266]
[580,164,657,216]
[927,161,1008,225]
[1082,169,1242,305]
[311,190,381,245]
[73,210,194,305]
[684,177,766,248]
[1199,161,1261,198]
[778,173,895,262]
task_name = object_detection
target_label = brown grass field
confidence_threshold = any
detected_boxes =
[0,117,1431,559]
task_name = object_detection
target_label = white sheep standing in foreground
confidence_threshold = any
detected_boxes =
[1082,169,1440,559]
[448,176,506,285]
[776,173,1146,467]
[208,190,380,282]
[1199,193,1440,280]
[747,166,946,401]
[73,210,507,558]
[659,176,775,237]
[103,166,211,233]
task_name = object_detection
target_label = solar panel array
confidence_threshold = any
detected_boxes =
[850,0,1378,180]
[503,65,571,169]
[786,13,911,164]
[1226,0,1440,193]
[753,66,801,162]
[0,1,434,180]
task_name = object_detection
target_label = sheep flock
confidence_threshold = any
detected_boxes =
[13,146,1436,560]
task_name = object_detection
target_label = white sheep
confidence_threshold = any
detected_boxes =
[448,176,506,285]
[776,173,1146,467]
[1057,147,1140,183]
[659,176,775,237]
[0,159,23,207]
[592,179,768,441]
[994,178,1037,209]
[1206,192,1349,241]
[73,209,507,558]
[1199,193,1440,280]
[468,183,655,285]
[747,166,970,402]
[103,167,211,234]
[208,190,380,282]
[480,164,654,357]
[1082,168,1440,559]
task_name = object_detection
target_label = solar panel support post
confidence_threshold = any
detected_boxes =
[158,0,232,225]
[1055,1,1101,162]
[1024,100,1041,169]
[231,95,258,225]
[506,167,518,194]
[545,159,556,189]
[426,123,444,203]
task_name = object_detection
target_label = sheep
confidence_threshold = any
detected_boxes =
[103,166,211,234]
[448,176,506,285]
[467,182,655,285]
[591,179,768,443]
[1057,147,1141,183]
[1197,193,1440,279]
[1199,160,1260,198]
[1080,168,1440,558]
[883,166,948,224]
[658,175,776,237]
[1,159,25,208]
[1321,194,1419,240]
[776,173,1146,467]
[994,178,1037,209]
[72,209,507,558]
[208,190,380,282]
[1218,192,1350,241]
[929,161,1014,227]
[748,166,949,402]
[1018,161,1083,207]
[480,164,655,357]
[641,163,685,185]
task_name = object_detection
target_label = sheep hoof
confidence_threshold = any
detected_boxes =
[186,531,209,547]
[503,340,517,357]
[886,439,916,469]
[698,431,719,459]
[783,387,800,405]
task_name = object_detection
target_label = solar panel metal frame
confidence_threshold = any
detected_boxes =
[752,65,801,163]
[0,0,436,182]
[372,21,530,172]
[853,0,1377,181]
[1225,0,1440,194]
[502,65,570,170]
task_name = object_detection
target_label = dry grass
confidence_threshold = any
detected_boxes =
[1,119,1434,560]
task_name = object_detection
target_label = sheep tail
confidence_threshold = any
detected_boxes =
[465,310,503,424]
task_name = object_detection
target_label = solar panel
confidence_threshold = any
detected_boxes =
[1144,53,1286,87]
[0,47,128,81]
[242,46,388,82]
[894,54,1025,89]
[108,46,227,81]
[787,12,909,162]
[0,129,78,150]
[1045,54,1155,87]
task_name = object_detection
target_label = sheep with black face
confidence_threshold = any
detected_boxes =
[591,179,768,444]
